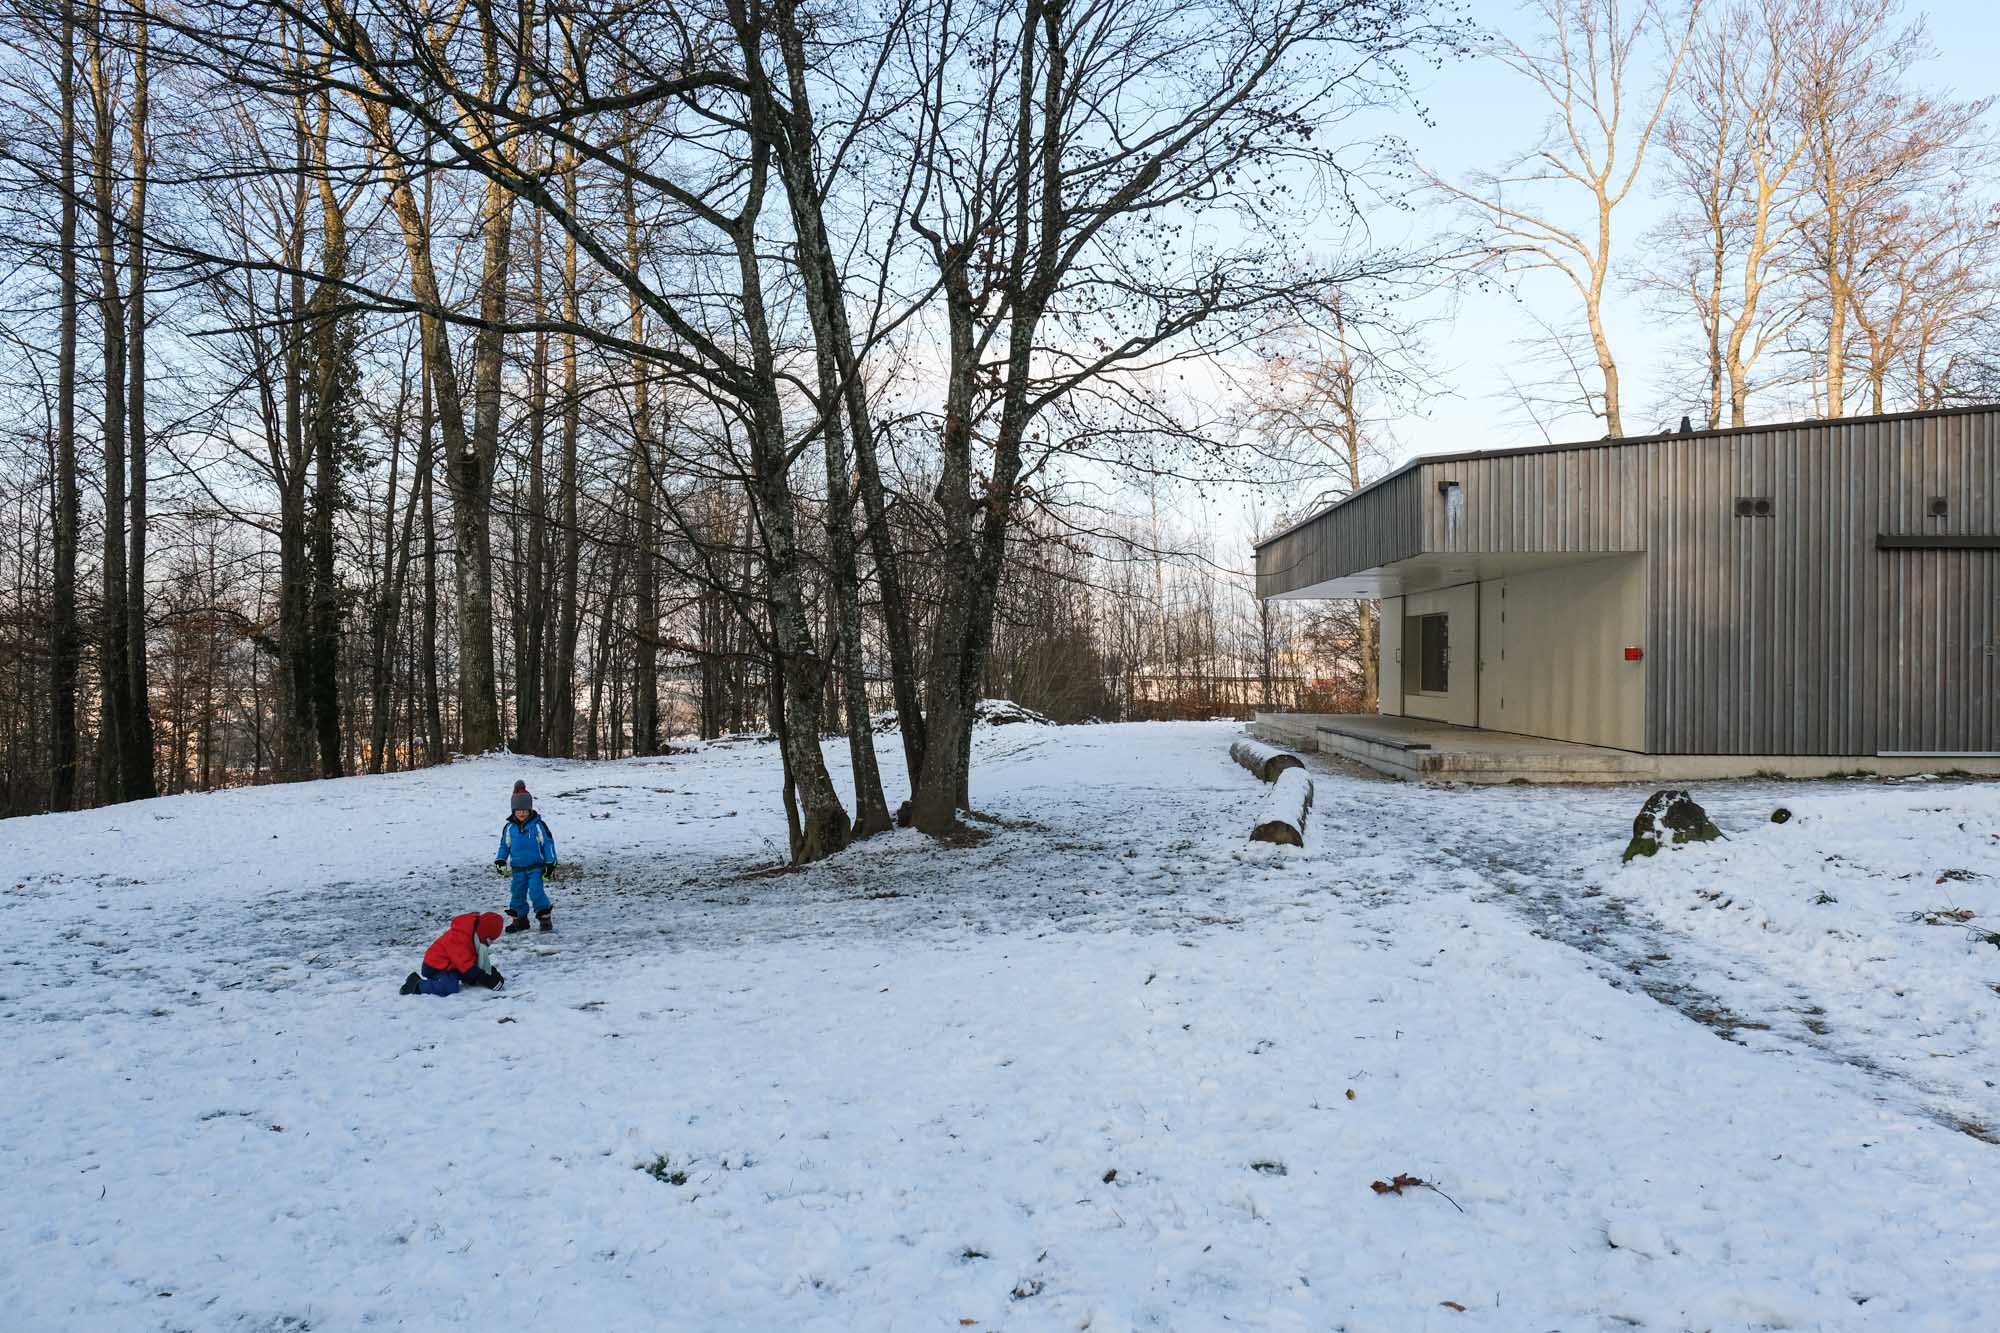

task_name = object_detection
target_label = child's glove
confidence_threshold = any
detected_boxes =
[493,860,508,876]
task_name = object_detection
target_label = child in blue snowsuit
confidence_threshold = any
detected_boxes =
[496,780,558,933]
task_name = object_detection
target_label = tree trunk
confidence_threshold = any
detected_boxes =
[338,36,499,755]
[908,247,983,834]
[367,361,429,772]
[518,205,549,754]
[122,1,156,799]
[757,2,890,833]
[420,382,444,764]
[1820,131,1848,419]
[625,166,659,757]
[725,128,848,860]
[306,91,346,780]
[1586,278,1624,437]
[452,166,510,755]
[88,12,130,803]
[768,0,925,787]
[544,161,583,757]
[49,0,80,811]
[587,545,624,761]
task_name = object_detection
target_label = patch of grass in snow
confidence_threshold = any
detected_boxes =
[639,1154,688,1186]
[962,809,1046,832]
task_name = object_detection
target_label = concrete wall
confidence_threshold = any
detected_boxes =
[1395,584,1479,726]
[1477,557,1646,750]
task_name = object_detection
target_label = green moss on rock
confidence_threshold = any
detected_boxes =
[1623,789,1723,863]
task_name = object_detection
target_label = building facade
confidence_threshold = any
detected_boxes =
[1255,406,1999,759]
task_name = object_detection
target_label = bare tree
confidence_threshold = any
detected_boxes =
[899,0,1461,834]
[1246,290,1425,711]
[1846,188,1999,414]
[49,0,80,809]
[1423,0,1700,436]
[1790,0,1990,416]
[1647,0,1808,426]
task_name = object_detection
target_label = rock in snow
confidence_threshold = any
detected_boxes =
[1623,788,1723,862]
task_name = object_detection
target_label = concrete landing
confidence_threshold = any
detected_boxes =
[1275,714,1648,784]
[1248,713,2000,785]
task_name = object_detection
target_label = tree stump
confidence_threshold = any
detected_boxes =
[1231,737,1305,783]
[1623,789,1722,862]
[1250,768,1314,847]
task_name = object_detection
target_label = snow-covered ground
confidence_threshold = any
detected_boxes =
[4,722,1998,1331]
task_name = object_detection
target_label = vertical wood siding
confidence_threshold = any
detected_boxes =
[1254,471,1424,599]
[1418,445,1649,553]
[1643,409,1998,754]
[1254,407,1998,755]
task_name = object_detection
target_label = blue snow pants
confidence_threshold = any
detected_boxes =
[418,964,499,997]
[509,866,551,916]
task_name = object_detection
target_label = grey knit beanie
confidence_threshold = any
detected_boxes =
[511,781,533,814]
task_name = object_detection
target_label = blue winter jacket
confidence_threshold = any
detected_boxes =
[497,813,557,868]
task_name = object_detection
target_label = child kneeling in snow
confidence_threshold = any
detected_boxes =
[400,911,506,996]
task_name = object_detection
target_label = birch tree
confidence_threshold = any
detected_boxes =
[1790,0,1991,416]
[1423,0,1700,436]
[1648,0,1807,426]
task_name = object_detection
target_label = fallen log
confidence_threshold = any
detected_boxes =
[1249,767,1314,847]
[1231,737,1305,783]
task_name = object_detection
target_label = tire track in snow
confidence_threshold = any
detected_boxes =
[1295,762,2000,1144]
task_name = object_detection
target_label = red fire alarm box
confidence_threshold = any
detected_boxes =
[1623,646,1644,661]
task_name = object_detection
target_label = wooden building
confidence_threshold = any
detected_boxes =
[1253,405,1999,778]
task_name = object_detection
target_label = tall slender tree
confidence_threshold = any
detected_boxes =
[49,0,81,811]
[1422,0,1700,436]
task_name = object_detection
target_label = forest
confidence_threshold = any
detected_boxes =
[0,0,1991,855]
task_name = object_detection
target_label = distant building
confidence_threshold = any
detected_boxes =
[1253,405,1999,781]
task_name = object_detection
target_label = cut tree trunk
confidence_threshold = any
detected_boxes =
[1230,738,1304,783]
[1249,768,1314,847]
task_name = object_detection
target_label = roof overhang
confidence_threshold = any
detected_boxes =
[1268,551,1641,600]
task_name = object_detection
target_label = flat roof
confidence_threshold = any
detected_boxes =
[1253,401,2000,551]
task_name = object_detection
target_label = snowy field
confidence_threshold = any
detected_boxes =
[4,721,1999,1331]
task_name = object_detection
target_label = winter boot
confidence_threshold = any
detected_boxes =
[504,910,531,935]
[536,908,554,933]
[400,972,422,996]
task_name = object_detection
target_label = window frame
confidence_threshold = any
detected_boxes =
[1401,612,1451,696]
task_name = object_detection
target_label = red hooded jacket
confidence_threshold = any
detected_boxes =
[423,912,504,972]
